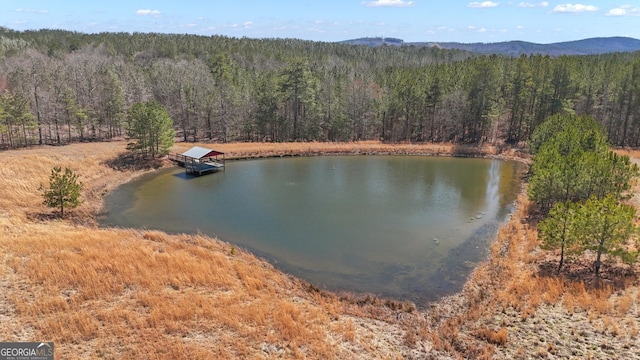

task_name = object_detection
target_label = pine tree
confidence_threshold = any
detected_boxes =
[575,195,637,277]
[539,200,579,274]
[528,114,609,213]
[40,166,83,217]
[126,101,175,158]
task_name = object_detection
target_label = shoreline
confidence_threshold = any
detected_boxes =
[103,148,527,308]
[3,141,637,358]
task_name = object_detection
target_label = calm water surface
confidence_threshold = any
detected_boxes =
[102,156,523,305]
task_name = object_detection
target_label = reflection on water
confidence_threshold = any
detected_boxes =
[102,156,523,305]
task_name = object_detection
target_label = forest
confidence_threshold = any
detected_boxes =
[0,27,639,149]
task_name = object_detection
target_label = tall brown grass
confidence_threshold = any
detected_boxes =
[2,218,351,357]
[474,326,508,346]
[172,140,522,162]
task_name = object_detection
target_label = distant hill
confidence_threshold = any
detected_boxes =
[338,37,405,47]
[340,37,640,56]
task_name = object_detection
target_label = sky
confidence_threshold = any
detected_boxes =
[0,1,638,44]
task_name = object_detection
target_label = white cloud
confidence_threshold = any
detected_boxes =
[607,8,627,16]
[362,0,415,7]
[468,2,499,8]
[467,25,489,32]
[518,2,548,8]
[606,5,640,16]
[15,8,49,14]
[135,9,162,17]
[551,4,599,13]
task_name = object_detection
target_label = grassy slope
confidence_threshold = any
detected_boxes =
[1,141,638,359]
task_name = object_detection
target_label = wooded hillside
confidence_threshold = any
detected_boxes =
[1,28,639,149]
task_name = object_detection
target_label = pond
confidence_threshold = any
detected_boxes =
[101,155,524,305]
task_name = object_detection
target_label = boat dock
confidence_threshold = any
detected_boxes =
[169,146,225,176]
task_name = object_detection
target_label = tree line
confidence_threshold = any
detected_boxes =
[0,28,639,149]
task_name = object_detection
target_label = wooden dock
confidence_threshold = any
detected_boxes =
[169,147,225,176]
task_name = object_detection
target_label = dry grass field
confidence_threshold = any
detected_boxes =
[1,141,639,359]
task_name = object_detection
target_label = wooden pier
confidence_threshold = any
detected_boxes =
[169,147,225,176]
